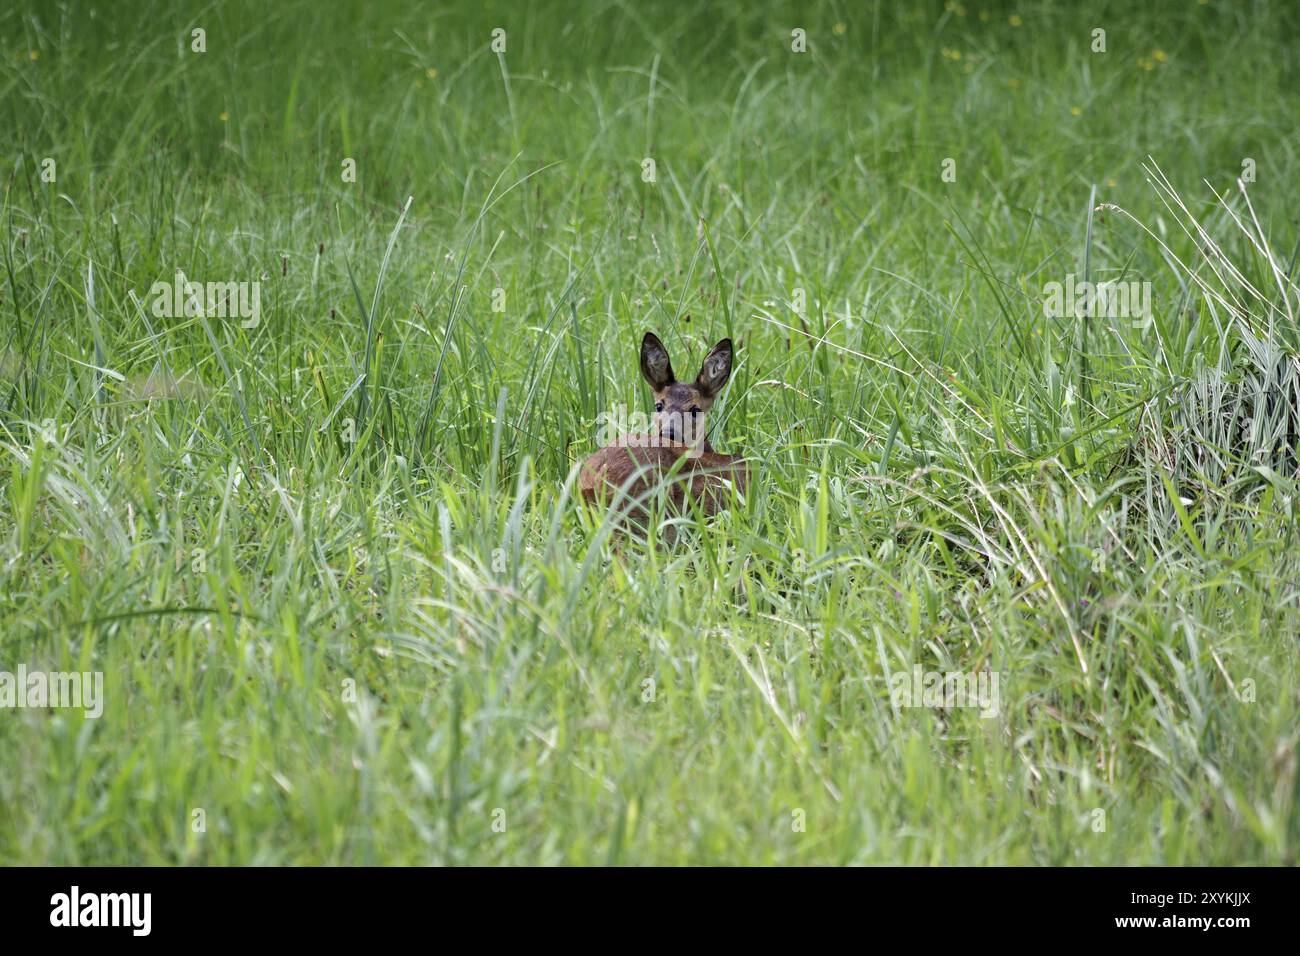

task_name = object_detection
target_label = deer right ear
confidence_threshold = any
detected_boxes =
[695,338,733,398]
[640,332,675,391]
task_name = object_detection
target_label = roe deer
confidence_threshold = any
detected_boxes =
[579,332,748,523]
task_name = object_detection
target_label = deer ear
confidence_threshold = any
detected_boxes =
[696,338,733,397]
[640,332,675,391]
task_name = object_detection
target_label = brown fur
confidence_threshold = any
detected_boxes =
[579,333,748,523]
[578,438,747,517]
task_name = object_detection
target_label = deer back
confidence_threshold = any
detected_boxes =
[579,438,747,516]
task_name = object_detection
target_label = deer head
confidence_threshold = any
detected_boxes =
[639,332,733,451]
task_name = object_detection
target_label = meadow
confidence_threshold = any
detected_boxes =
[1,0,1298,864]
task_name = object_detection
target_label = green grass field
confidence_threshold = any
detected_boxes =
[2,0,1298,865]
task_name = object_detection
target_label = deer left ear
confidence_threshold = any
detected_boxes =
[640,332,675,391]
[696,338,733,398]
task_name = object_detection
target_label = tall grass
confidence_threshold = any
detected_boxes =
[1,0,1298,864]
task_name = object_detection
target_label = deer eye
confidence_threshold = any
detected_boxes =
[654,402,664,412]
